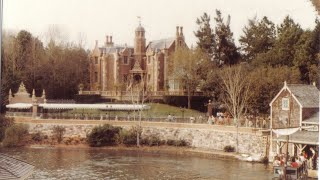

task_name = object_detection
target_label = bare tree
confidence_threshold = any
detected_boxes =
[218,64,252,152]
[219,64,251,123]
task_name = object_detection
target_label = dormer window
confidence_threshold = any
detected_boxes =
[282,98,289,110]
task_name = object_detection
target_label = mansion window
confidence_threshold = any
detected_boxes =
[94,57,98,64]
[123,56,128,64]
[282,98,289,110]
[94,72,98,83]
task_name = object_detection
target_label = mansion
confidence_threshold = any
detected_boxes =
[88,23,187,98]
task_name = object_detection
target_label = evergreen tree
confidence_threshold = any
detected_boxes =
[239,16,276,62]
[194,12,215,58]
[213,10,240,66]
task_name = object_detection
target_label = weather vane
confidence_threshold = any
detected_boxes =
[137,16,141,25]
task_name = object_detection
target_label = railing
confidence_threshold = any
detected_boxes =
[80,91,204,97]
[6,112,270,129]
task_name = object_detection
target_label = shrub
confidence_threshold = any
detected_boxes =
[0,116,14,142]
[223,145,235,152]
[260,156,269,164]
[166,139,176,146]
[175,139,188,147]
[87,124,122,147]
[141,135,164,146]
[52,125,66,143]
[166,139,189,147]
[2,124,29,147]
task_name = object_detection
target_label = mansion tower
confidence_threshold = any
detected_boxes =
[89,23,186,93]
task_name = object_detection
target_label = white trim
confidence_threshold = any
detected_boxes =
[269,85,303,108]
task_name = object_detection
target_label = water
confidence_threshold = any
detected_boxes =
[0,148,273,180]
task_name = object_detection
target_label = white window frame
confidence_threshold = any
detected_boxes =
[282,98,289,110]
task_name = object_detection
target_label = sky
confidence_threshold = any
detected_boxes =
[3,0,319,49]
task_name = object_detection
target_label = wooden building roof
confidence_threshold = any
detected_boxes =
[273,130,319,145]
[0,153,34,180]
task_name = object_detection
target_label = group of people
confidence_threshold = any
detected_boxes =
[207,114,231,125]
[273,147,318,170]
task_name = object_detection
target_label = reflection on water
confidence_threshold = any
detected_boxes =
[0,148,273,180]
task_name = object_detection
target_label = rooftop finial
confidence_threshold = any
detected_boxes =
[284,81,287,87]
[137,16,141,26]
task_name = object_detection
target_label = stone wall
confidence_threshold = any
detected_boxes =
[18,118,268,156]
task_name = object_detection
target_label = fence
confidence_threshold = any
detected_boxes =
[6,111,270,129]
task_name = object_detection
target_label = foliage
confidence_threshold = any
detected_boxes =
[1,29,90,109]
[213,10,240,65]
[223,145,235,152]
[52,125,66,143]
[166,139,189,147]
[116,126,141,146]
[87,124,122,147]
[141,134,163,146]
[239,16,276,62]
[0,115,14,142]
[260,156,269,164]
[2,124,29,147]
[171,47,207,108]
[218,64,252,123]
[194,12,215,57]
[31,131,48,142]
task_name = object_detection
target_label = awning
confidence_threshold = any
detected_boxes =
[272,128,300,136]
[39,103,150,110]
[273,130,319,145]
[6,103,32,109]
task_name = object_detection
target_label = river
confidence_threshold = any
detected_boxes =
[0,147,273,180]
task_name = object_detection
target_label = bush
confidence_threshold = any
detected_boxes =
[2,124,29,147]
[260,156,269,164]
[0,116,14,142]
[223,145,235,152]
[166,139,189,147]
[87,124,122,147]
[142,134,162,146]
[52,125,66,143]
[31,132,47,142]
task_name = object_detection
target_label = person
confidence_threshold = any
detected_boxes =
[172,115,176,122]
[245,116,249,127]
[167,114,172,122]
[207,116,213,125]
[248,120,253,127]
[273,156,281,166]
[262,118,267,128]
[291,157,299,168]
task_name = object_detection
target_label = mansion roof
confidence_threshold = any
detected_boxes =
[287,84,319,108]
[99,46,133,54]
[147,38,175,50]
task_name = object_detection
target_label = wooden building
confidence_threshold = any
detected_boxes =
[269,81,319,159]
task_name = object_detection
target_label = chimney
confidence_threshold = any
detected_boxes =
[106,36,109,44]
[176,26,179,37]
[110,36,113,43]
[180,26,183,36]
[95,40,98,47]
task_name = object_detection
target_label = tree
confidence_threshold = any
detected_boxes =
[213,10,240,66]
[171,47,205,109]
[194,12,215,58]
[239,16,276,62]
[218,64,251,123]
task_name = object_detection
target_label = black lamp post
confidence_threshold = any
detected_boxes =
[180,107,185,121]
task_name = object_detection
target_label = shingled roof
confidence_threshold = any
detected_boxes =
[287,84,319,108]
[273,130,319,145]
[0,153,34,180]
[147,38,175,50]
[302,111,319,124]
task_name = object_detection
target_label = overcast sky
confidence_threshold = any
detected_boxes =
[3,0,319,49]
